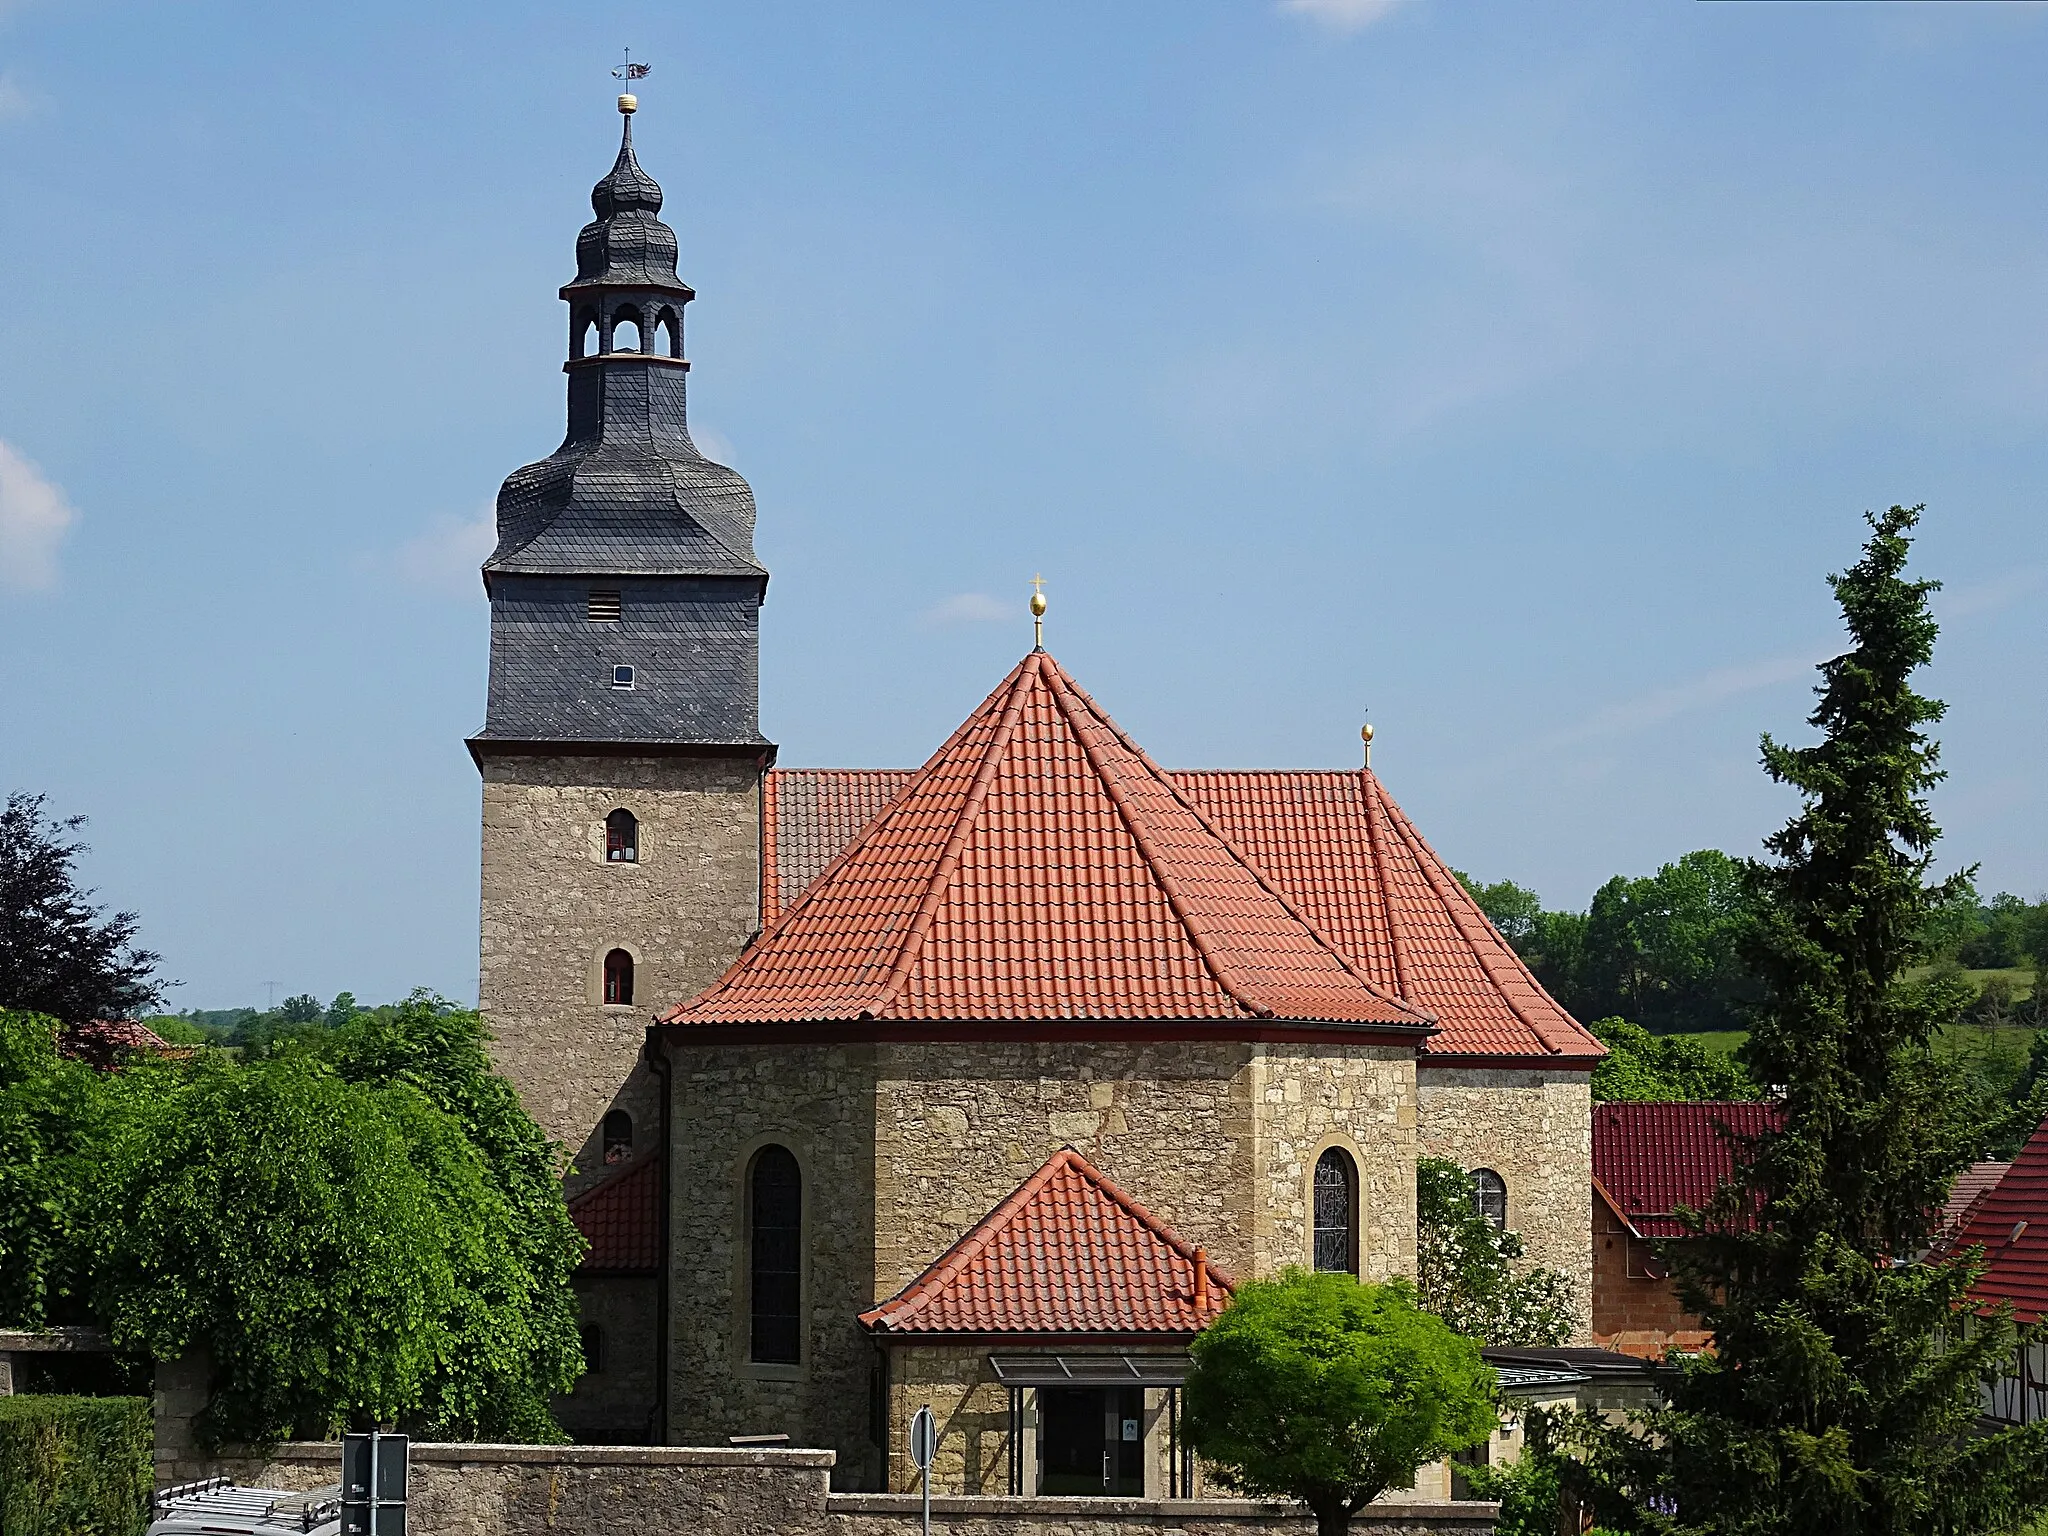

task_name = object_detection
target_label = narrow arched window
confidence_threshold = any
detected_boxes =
[602,1109,633,1164]
[1471,1168,1507,1229]
[606,808,638,863]
[603,948,634,1005]
[572,307,598,360]
[1313,1147,1357,1274]
[657,308,681,357]
[750,1145,802,1364]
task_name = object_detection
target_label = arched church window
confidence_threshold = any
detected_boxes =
[1312,1147,1357,1274]
[611,306,642,353]
[573,307,598,360]
[606,808,638,863]
[1471,1168,1507,1230]
[602,1109,633,1164]
[656,308,680,357]
[750,1145,803,1364]
[603,948,634,1005]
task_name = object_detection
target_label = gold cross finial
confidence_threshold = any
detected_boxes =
[1029,574,1047,649]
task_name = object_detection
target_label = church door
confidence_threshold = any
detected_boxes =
[1037,1386,1144,1495]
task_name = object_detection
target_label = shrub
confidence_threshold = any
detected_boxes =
[0,1395,151,1536]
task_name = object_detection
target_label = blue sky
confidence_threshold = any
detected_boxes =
[1,1,2043,1011]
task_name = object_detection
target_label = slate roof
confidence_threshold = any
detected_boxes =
[752,760,1604,1060]
[564,113,693,295]
[1592,1101,1779,1238]
[660,650,1428,1029]
[1950,1118,2048,1325]
[567,1153,661,1275]
[859,1148,1233,1337]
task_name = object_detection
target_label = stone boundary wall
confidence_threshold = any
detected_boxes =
[162,1443,1497,1536]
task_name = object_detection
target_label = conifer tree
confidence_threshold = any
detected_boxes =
[1548,508,2048,1535]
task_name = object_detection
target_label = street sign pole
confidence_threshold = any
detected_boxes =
[908,1405,937,1536]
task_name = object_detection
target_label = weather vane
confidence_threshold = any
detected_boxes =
[613,48,651,112]
[1029,574,1047,650]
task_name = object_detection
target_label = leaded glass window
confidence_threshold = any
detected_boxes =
[1313,1147,1356,1273]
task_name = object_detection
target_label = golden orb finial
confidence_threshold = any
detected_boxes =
[618,93,638,114]
[1029,574,1047,648]
[1361,720,1375,769]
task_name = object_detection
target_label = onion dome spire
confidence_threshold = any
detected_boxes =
[569,99,689,295]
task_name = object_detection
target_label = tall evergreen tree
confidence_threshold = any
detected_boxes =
[1549,508,2048,1534]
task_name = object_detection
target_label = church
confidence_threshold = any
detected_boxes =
[470,95,1603,1494]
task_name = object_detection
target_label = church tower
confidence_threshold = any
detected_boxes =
[471,93,772,1184]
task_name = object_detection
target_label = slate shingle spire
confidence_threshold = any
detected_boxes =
[472,97,769,752]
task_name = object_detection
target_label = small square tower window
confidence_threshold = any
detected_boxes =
[588,591,622,623]
[611,665,636,690]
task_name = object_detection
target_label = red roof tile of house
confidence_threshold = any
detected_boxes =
[567,1154,660,1274]
[663,650,1428,1029]
[754,761,1603,1060]
[1592,1101,1779,1238]
[860,1147,1233,1337]
[57,1019,195,1069]
[1951,1118,2048,1325]
[1938,1161,2011,1247]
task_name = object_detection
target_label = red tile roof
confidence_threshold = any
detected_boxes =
[1950,1118,2048,1325]
[1938,1161,2011,1247]
[663,651,1427,1029]
[567,1154,660,1274]
[58,1019,195,1069]
[1592,1101,1779,1238]
[860,1147,1233,1337]
[754,763,1603,1058]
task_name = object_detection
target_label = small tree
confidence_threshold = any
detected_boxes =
[0,794,165,1023]
[1415,1157,1574,1345]
[1183,1270,1495,1536]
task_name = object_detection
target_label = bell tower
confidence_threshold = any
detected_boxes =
[471,93,772,1184]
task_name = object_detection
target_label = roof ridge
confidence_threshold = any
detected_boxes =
[1370,772,1593,1057]
[1046,662,1425,1025]
[1038,661,1267,1019]
[867,1147,1083,1327]
[566,1148,661,1210]
[1358,771,1414,1003]
[867,654,1041,1017]
[760,768,782,924]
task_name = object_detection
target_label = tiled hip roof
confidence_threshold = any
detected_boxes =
[662,650,1427,1029]
[1592,1100,1779,1238]
[566,1154,661,1274]
[861,1147,1233,1337]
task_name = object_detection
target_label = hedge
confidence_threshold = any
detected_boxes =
[0,1396,152,1536]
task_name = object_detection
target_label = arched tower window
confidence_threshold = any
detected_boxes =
[1312,1147,1358,1274]
[602,1109,633,1164]
[1471,1168,1508,1229]
[572,307,598,360]
[750,1145,803,1364]
[606,808,638,863]
[602,948,634,1005]
[656,308,681,357]
[610,305,642,353]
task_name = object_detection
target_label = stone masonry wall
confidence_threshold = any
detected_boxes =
[555,1274,661,1444]
[479,752,761,1190]
[662,1036,1418,1491]
[1416,1067,1593,1340]
[155,1440,1493,1536]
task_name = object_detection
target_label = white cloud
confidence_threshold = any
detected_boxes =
[0,73,36,122]
[393,507,495,599]
[691,421,738,466]
[0,439,78,592]
[1278,0,1407,34]
[924,591,1013,626]
[1934,565,2043,622]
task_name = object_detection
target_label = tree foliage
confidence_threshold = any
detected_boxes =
[0,997,584,1449]
[1550,508,2048,1535]
[1415,1156,1574,1345]
[1587,1017,1757,1103]
[0,794,165,1025]
[1183,1270,1495,1536]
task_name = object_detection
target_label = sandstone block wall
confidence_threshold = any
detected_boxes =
[664,1036,1418,1489]
[1416,1067,1593,1340]
[556,1274,661,1445]
[478,752,761,1187]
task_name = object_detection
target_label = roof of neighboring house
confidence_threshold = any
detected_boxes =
[1950,1118,2048,1325]
[1592,1101,1779,1238]
[740,666,1603,1060]
[1938,1161,2012,1246]
[566,1154,661,1274]
[662,650,1431,1031]
[57,1019,194,1069]
[860,1147,1233,1338]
